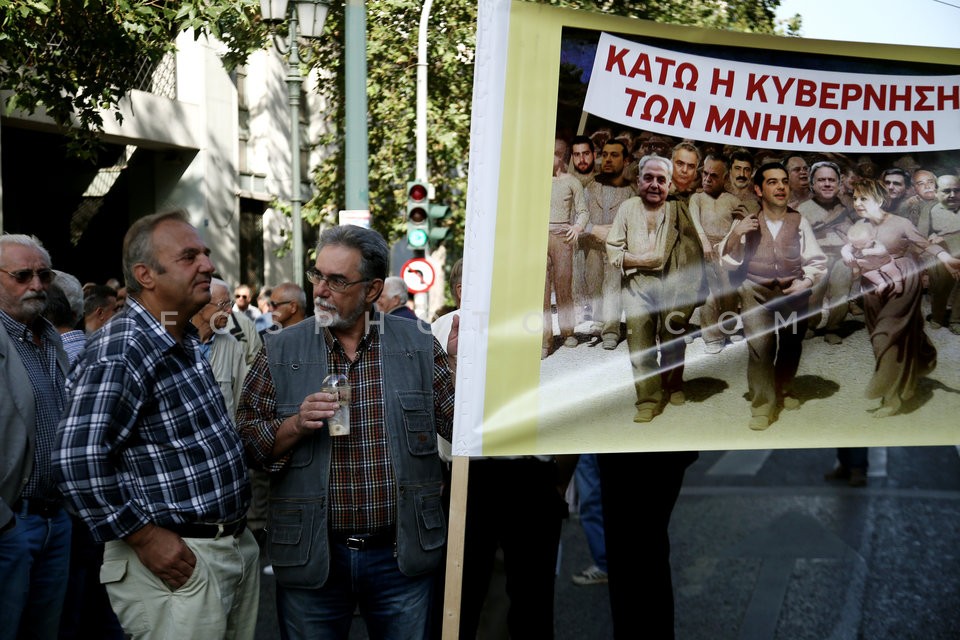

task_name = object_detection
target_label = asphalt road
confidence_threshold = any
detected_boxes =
[253,306,960,638]
[253,444,960,639]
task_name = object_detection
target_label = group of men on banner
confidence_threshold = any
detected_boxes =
[546,126,960,430]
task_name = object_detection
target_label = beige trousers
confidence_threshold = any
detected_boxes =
[101,529,260,640]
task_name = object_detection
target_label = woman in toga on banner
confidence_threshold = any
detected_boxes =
[846,178,960,417]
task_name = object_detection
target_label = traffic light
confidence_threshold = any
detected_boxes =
[405,181,430,251]
[428,203,451,248]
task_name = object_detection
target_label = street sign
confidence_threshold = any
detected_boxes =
[338,209,371,228]
[401,257,435,293]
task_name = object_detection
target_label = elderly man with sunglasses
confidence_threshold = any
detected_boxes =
[237,225,456,639]
[268,281,308,330]
[0,234,72,640]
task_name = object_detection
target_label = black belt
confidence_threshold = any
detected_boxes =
[166,518,247,540]
[12,497,63,519]
[330,528,395,551]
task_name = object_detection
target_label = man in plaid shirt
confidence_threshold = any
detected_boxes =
[55,210,259,639]
[237,225,456,639]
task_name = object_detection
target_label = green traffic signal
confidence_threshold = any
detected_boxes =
[406,180,430,250]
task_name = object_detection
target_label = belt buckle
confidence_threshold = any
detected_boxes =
[345,536,364,551]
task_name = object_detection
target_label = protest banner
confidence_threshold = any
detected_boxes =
[453,0,960,457]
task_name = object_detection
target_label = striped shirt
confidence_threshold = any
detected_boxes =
[238,320,455,532]
[0,311,66,502]
[54,299,250,543]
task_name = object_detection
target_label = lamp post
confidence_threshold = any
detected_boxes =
[260,0,330,288]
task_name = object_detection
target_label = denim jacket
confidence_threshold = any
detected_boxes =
[263,314,446,588]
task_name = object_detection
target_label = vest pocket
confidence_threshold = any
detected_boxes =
[396,391,438,456]
[269,499,322,567]
[416,488,446,552]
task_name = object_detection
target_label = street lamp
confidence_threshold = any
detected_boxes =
[260,0,330,288]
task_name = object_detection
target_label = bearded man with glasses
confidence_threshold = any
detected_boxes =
[237,225,457,639]
[0,234,73,639]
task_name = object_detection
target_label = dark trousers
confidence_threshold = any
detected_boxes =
[739,279,811,418]
[459,458,566,639]
[599,451,698,640]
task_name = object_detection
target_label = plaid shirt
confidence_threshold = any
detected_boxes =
[59,329,86,366]
[54,299,250,543]
[0,311,66,502]
[237,318,454,532]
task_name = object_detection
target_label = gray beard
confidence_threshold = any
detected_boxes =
[314,296,368,331]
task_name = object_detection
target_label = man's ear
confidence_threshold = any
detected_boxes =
[132,263,155,292]
[366,279,384,304]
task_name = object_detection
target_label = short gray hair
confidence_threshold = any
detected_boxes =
[637,154,673,182]
[315,225,389,281]
[122,209,190,296]
[52,270,84,321]
[383,276,409,304]
[210,277,230,297]
[0,234,51,267]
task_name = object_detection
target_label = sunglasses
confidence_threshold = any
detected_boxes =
[235,294,249,299]
[0,268,56,285]
[269,300,293,309]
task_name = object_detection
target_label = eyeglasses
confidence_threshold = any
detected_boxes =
[306,268,370,293]
[0,268,56,285]
[269,300,293,309]
[235,294,249,299]
[211,299,233,311]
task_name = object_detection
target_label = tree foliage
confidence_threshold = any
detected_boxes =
[303,0,798,259]
[0,0,266,159]
[301,0,476,254]
[0,0,800,249]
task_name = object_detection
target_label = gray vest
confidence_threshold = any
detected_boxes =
[263,313,446,588]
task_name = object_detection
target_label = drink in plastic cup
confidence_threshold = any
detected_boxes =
[321,374,351,436]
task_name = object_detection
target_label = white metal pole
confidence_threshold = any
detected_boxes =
[287,7,304,287]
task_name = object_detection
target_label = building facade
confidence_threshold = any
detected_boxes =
[0,30,326,291]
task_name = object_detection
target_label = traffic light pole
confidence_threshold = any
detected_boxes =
[412,0,433,320]
[345,0,369,211]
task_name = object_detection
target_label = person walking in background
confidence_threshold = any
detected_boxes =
[377,276,419,321]
[571,454,608,586]
[82,284,119,335]
[268,282,308,329]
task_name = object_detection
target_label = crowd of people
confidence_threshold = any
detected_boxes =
[545,128,960,435]
[1,126,959,639]
[0,216,464,639]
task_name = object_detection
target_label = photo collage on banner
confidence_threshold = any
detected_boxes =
[456,1,960,457]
